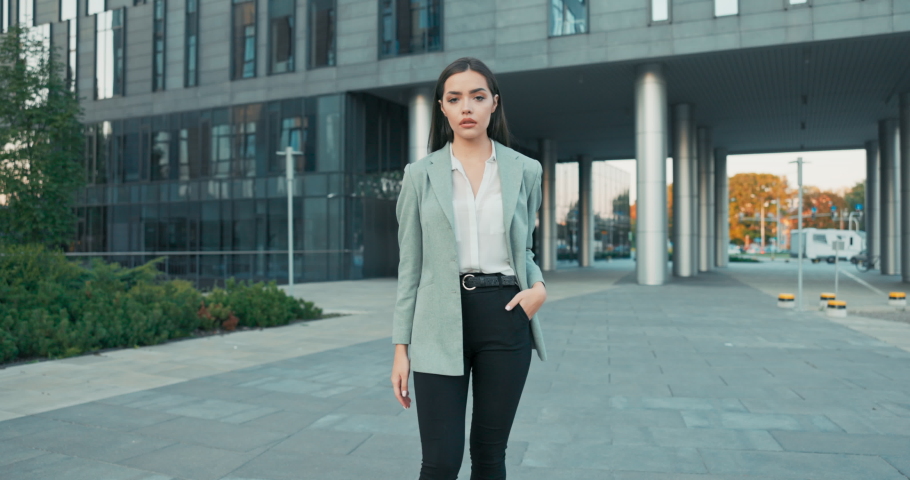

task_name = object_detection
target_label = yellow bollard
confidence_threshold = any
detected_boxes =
[819,293,836,310]
[826,300,847,318]
[778,293,795,309]
[889,292,907,308]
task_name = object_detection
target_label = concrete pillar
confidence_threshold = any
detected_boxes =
[408,87,433,163]
[697,127,714,272]
[715,148,729,268]
[865,140,880,267]
[690,118,699,274]
[578,154,594,267]
[901,93,910,283]
[672,103,696,277]
[538,139,557,272]
[879,118,901,276]
[634,63,668,286]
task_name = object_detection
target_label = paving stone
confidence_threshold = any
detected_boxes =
[134,416,287,452]
[10,422,175,463]
[120,443,259,480]
[700,448,906,479]
[36,402,178,431]
[772,430,910,456]
[4,452,160,480]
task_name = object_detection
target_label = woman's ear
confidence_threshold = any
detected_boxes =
[438,99,445,117]
[492,94,499,113]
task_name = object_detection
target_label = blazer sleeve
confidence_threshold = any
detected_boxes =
[525,161,546,289]
[392,163,421,344]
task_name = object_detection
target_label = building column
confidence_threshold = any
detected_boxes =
[690,117,699,274]
[865,140,880,267]
[538,139,557,272]
[408,87,433,163]
[901,93,910,283]
[715,147,729,268]
[672,103,696,277]
[697,127,714,272]
[578,154,594,267]
[879,118,901,276]
[634,63,668,286]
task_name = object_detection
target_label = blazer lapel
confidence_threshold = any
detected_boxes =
[427,147,456,233]
[496,141,524,252]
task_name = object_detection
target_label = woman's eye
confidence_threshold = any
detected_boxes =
[475,96,485,101]
[447,98,458,103]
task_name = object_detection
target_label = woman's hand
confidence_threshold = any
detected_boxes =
[391,344,412,409]
[506,281,547,318]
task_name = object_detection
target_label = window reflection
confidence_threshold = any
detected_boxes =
[153,0,166,91]
[550,0,586,37]
[86,0,105,15]
[95,8,125,100]
[268,0,294,74]
[1,0,9,33]
[379,0,442,58]
[308,0,334,68]
[651,0,669,23]
[232,0,256,79]
[715,0,737,17]
[152,131,170,181]
[18,0,33,25]
[185,0,198,87]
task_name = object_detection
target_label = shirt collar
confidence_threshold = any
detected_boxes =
[450,138,497,171]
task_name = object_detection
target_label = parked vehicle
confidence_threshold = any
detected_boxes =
[727,243,743,255]
[789,228,864,263]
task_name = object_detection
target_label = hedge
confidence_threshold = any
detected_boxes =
[0,245,322,364]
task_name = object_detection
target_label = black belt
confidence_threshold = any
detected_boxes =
[459,273,519,290]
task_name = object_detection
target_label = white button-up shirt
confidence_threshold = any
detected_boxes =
[449,140,515,276]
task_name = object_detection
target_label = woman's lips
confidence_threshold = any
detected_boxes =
[460,120,477,128]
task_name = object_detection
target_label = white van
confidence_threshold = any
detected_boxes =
[789,228,865,263]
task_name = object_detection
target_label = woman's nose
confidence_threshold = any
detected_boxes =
[461,100,472,114]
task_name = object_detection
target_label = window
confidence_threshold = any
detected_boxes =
[379,0,442,58]
[152,0,166,91]
[95,8,125,99]
[18,0,33,25]
[86,0,104,15]
[308,0,334,68]
[650,0,669,23]
[211,124,231,178]
[813,234,827,244]
[60,0,78,90]
[549,0,586,37]
[231,0,256,79]
[151,131,170,180]
[185,0,198,87]
[1,0,9,33]
[715,0,737,17]
[788,0,809,5]
[268,0,294,74]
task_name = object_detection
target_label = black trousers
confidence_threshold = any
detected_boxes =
[413,280,532,480]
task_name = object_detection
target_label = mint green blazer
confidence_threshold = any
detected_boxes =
[392,140,548,376]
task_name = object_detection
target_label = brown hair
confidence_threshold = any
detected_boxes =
[427,57,511,154]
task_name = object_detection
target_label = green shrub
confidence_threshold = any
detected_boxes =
[0,244,322,364]
[206,278,322,328]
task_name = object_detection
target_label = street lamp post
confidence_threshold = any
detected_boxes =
[277,146,303,286]
[790,157,806,311]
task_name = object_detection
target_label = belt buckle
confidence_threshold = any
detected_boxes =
[461,274,476,290]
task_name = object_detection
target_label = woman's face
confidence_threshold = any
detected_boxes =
[439,69,499,143]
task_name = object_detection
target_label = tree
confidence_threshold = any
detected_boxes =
[844,180,865,230]
[728,173,792,246]
[0,24,84,249]
[801,187,847,229]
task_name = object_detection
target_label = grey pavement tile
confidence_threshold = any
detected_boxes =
[0,415,66,441]
[220,406,281,424]
[0,442,43,466]
[134,416,288,452]
[700,449,907,479]
[36,402,178,431]
[270,429,371,455]
[642,427,783,451]
[8,422,176,463]
[522,442,706,474]
[4,452,161,480]
[233,410,322,434]
[163,398,263,420]
[772,430,910,456]
[332,397,408,416]
[120,443,259,480]
[305,411,420,436]
[153,379,269,402]
[884,455,910,478]
[681,411,842,432]
[227,450,416,480]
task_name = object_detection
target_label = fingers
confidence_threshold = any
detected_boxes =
[505,291,523,311]
[391,372,411,409]
[401,376,410,409]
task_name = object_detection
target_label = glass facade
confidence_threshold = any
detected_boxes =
[86,0,104,15]
[232,0,256,80]
[555,161,632,262]
[95,8,124,99]
[2,0,9,33]
[18,0,33,25]
[308,0,334,68]
[73,93,408,287]
[152,0,165,91]
[268,0,294,74]
[715,0,737,17]
[378,0,442,58]
[549,0,586,37]
[60,0,77,91]
[184,0,198,87]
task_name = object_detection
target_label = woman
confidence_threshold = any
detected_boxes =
[390,57,548,480]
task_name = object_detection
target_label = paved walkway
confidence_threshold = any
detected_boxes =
[2,260,910,479]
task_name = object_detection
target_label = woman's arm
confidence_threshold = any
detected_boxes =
[391,164,420,409]
[525,161,546,289]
